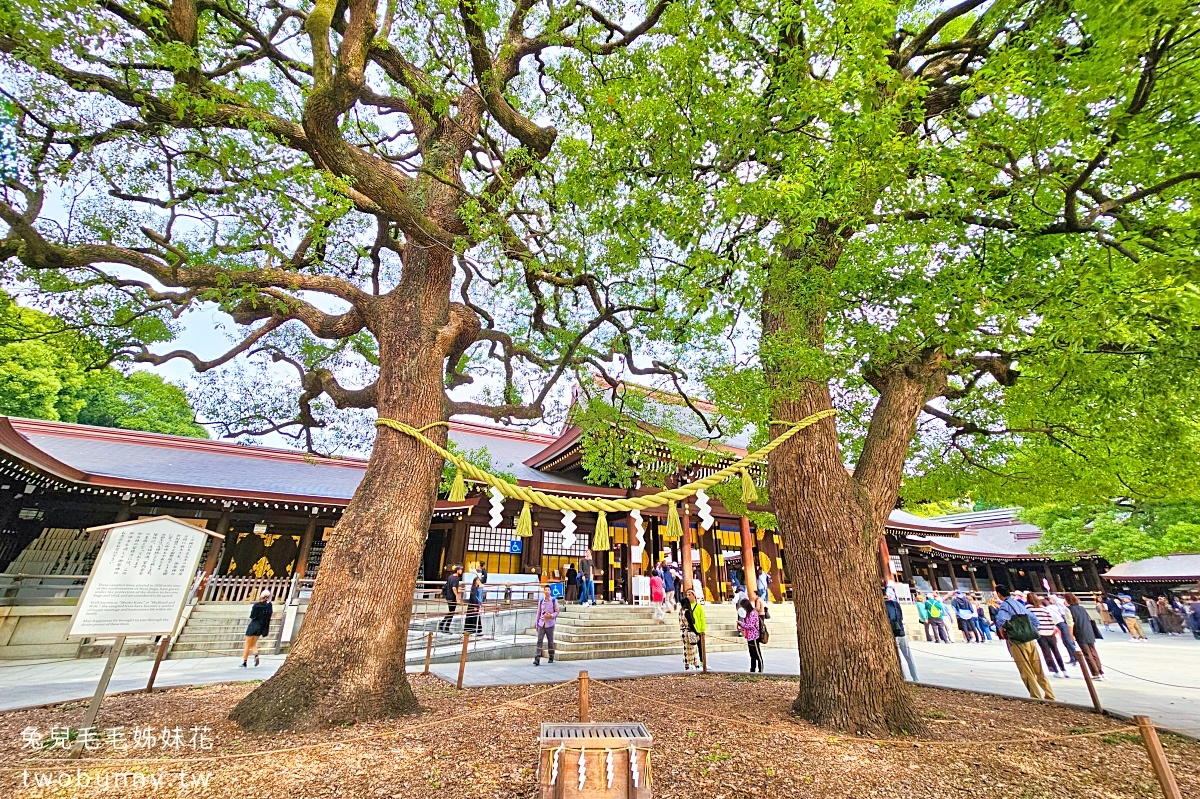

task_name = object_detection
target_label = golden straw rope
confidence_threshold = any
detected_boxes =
[375,409,836,513]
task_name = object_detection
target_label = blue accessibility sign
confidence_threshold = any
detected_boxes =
[549,582,564,598]
[508,539,523,554]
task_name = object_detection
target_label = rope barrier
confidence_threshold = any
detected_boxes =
[2,678,579,772]
[374,409,836,513]
[587,679,1141,747]
[1102,666,1200,691]
[914,644,1200,688]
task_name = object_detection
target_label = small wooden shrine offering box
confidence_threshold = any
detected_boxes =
[538,722,652,799]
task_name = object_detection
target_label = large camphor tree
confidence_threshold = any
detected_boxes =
[0,0,676,729]
[564,0,1200,733]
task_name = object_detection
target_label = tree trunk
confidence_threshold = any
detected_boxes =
[763,232,924,736]
[231,248,459,732]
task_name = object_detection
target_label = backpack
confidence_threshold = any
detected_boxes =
[1003,610,1039,644]
[927,601,942,619]
[757,614,770,645]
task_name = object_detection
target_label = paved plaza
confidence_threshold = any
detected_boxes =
[2,630,1197,737]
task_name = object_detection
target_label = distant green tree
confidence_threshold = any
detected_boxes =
[76,370,206,438]
[0,292,205,437]
[1029,502,1200,564]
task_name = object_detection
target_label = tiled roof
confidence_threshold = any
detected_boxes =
[905,508,1059,560]
[885,509,968,536]
[0,415,592,505]
[1103,554,1200,582]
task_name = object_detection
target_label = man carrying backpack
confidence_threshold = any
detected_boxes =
[924,593,951,643]
[884,587,917,680]
[994,584,1055,701]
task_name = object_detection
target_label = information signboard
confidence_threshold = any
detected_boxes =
[68,517,213,638]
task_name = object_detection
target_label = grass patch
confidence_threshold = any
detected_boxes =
[1101,733,1142,745]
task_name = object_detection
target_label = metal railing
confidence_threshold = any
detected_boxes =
[404,601,540,662]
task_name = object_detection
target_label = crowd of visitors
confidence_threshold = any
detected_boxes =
[423,561,1198,680]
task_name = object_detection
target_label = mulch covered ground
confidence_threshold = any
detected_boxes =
[0,673,1195,798]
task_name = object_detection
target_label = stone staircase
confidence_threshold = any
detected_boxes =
[167,600,797,662]
[168,604,289,659]
[550,603,752,661]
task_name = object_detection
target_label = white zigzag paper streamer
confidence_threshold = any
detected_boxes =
[630,509,645,561]
[630,745,639,787]
[605,748,614,789]
[577,747,587,790]
[561,509,577,550]
[488,486,505,531]
[550,743,563,785]
[695,488,715,531]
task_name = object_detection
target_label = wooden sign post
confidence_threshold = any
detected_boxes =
[66,517,221,759]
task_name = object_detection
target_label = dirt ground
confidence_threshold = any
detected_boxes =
[0,673,1195,798]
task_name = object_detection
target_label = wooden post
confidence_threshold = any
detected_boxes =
[898,547,915,586]
[456,631,471,690]
[985,563,997,590]
[878,536,894,581]
[145,635,171,692]
[294,516,318,578]
[69,635,126,759]
[1076,647,1102,714]
[740,516,758,604]
[423,630,434,675]
[203,509,231,576]
[1135,715,1183,799]
[578,670,590,722]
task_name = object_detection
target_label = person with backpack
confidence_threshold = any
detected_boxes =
[438,565,463,633]
[737,597,763,673]
[884,587,917,680]
[925,593,951,643]
[914,592,933,641]
[994,585,1055,700]
[533,583,559,665]
[661,561,677,612]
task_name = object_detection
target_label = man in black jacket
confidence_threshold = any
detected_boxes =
[439,565,463,632]
[884,587,917,680]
